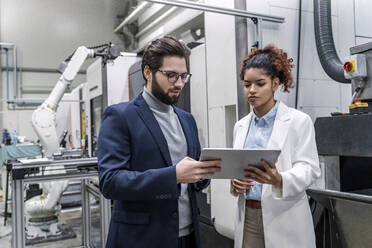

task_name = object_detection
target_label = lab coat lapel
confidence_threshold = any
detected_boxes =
[234,115,251,149]
[266,102,292,150]
[134,93,173,167]
[263,102,291,196]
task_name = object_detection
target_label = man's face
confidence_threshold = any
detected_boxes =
[146,56,187,105]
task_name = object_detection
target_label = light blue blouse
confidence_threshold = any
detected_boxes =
[245,101,279,201]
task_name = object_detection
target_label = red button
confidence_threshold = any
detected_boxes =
[344,61,353,72]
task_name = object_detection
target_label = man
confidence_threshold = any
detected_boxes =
[98,35,221,248]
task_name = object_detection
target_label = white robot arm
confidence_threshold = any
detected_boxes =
[26,44,120,239]
[32,46,95,157]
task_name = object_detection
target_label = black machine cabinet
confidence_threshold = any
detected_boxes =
[313,114,372,248]
[315,113,372,157]
[315,113,372,192]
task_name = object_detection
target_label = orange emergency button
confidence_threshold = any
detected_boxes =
[344,61,355,72]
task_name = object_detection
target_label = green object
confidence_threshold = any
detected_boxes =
[0,144,42,165]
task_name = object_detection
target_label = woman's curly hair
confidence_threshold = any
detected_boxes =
[240,45,295,92]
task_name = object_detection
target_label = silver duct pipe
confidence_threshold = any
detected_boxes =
[314,0,350,84]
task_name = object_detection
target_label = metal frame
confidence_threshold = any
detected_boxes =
[307,188,372,248]
[124,0,285,56]
[11,159,110,248]
[136,0,285,59]
[141,0,285,23]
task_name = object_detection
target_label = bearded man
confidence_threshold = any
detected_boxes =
[98,36,221,248]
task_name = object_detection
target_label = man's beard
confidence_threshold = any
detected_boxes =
[151,75,181,105]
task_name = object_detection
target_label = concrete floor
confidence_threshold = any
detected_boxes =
[0,203,101,248]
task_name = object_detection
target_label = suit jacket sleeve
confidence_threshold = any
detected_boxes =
[272,114,321,200]
[98,105,178,201]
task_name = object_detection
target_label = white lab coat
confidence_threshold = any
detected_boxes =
[232,102,321,248]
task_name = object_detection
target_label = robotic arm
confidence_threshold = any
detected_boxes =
[32,46,95,157]
[26,44,120,239]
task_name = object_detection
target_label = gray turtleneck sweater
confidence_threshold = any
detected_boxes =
[142,87,192,237]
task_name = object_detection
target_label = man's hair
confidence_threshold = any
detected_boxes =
[141,35,190,82]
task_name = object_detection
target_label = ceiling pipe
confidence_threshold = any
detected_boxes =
[135,6,178,38]
[141,0,285,23]
[114,1,153,33]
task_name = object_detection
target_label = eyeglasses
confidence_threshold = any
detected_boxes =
[156,69,192,84]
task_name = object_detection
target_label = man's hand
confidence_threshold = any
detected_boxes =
[231,179,254,194]
[176,157,221,183]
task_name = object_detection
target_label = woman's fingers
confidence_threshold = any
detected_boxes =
[245,171,266,184]
[233,179,253,188]
[245,166,271,181]
[243,161,282,187]
[232,179,253,191]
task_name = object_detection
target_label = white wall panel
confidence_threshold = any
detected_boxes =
[246,0,270,13]
[269,0,299,10]
[355,0,372,37]
[190,44,209,148]
[204,10,237,108]
[335,0,356,60]
[299,106,338,122]
[264,6,299,107]
[298,79,341,107]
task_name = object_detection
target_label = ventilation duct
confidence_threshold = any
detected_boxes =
[314,0,350,84]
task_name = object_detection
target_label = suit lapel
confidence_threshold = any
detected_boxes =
[174,108,193,157]
[134,93,172,166]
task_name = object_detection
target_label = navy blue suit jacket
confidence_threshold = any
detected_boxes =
[98,93,209,248]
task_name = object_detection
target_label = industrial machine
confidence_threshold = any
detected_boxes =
[11,157,111,248]
[84,52,140,157]
[311,42,372,248]
[21,44,120,242]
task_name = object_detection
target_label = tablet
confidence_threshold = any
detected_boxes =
[200,148,281,179]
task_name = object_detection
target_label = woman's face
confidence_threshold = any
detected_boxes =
[242,68,279,110]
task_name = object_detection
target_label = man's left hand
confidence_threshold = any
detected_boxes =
[244,160,282,188]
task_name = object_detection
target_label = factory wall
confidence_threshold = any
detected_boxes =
[0,0,125,142]
[1,0,372,143]
[244,0,355,120]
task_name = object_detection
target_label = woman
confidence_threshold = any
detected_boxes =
[231,45,321,248]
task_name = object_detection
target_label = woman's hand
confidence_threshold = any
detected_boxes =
[231,178,254,194]
[244,160,282,188]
